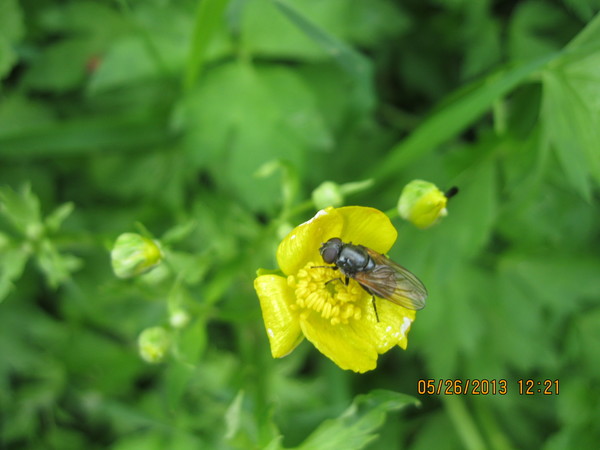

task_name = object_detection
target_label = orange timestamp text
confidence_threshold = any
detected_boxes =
[417,379,508,395]
[417,379,560,395]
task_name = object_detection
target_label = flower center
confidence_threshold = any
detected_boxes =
[288,261,368,325]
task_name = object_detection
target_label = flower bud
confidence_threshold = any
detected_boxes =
[111,233,163,279]
[312,181,344,209]
[169,308,191,329]
[398,180,448,229]
[138,326,170,363]
[276,222,294,241]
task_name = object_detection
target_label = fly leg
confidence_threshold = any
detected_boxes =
[371,296,379,323]
[360,285,380,322]
[311,265,345,287]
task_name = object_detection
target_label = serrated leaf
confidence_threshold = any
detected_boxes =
[541,71,598,201]
[0,185,41,234]
[88,37,162,93]
[295,390,419,450]
[36,240,83,288]
[179,62,331,210]
[0,248,29,302]
[45,202,74,233]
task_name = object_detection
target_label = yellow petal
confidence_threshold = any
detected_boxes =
[277,208,343,275]
[299,312,379,373]
[336,206,397,253]
[254,275,303,358]
[369,300,416,352]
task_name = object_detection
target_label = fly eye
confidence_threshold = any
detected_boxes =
[321,246,338,264]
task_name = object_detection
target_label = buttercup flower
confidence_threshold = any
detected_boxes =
[254,206,417,373]
[397,180,449,229]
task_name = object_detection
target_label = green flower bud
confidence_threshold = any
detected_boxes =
[276,222,294,241]
[398,180,448,229]
[138,326,170,363]
[111,233,163,279]
[169,308,191,329]
[312,181,344,209]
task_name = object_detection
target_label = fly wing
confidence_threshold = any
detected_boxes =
[353,249,427,310]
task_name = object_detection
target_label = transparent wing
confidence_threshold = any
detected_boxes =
[353,249,427,310]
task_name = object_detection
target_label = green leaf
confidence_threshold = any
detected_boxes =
[562,0,600,21]
[0,95,55,135]
[274,0,374,112]
[0,36,17,80]
[90,2,202,94]
[0,184,42,234]
[225,390,245,440]
[541,50,600,195]
[499,253,600,313]
[45,202,74,233]
[0,0,24,42]
[565,8,600,51]
[24,39,96,92]
[0,0,24,79]
[541,70,594,200]
[0,110,171,158]
[36,239,83,288]
[88,37,166,93]
[296,390,419,450]
[508,2,570,62]
[179,62,331,210]
[0,247,29,302]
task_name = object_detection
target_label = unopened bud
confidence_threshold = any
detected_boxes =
[398,180,449,229]
[111,233,163,279]
[312,181,344,209]
[138,326,170,363]
[169,308,191,329]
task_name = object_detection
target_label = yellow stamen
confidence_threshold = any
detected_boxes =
[289,262,366,325]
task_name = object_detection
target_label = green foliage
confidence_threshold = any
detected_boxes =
[1,0,599,449]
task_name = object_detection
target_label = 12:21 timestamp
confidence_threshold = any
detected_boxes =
[517,379,559,395]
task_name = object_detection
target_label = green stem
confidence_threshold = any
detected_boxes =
[183,0,231,92]
[283,199,314,220]
[385,208,399,220]
[492,99,507,136]
[444,396,486,450]
[474,399,514,450]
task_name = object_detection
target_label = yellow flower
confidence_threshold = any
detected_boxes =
[254,206,417,373]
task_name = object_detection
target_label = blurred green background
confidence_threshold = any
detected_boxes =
[1,0,600,448]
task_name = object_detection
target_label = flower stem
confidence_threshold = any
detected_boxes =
[444,396,486,450]
[385,207,399,219]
